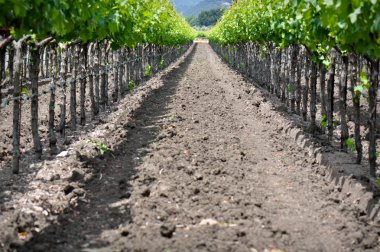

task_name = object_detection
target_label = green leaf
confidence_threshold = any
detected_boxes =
[349,7,361,24]
[360,71,370,89]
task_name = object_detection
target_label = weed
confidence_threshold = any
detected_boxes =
[86,139,108,155]
[128,80,136,91]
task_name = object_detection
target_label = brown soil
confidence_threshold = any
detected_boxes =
[1,43,379,252]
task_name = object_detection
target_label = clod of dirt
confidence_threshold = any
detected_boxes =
[49,174,61,181]
[73,188,85,197]
[194,173,203,181]
[156,184,171,198]
[69,169,85,182]
[120,192,131,199]
[160,224,176,238]
[194,188,200,195]
[212,169,221,175]
[254,202,262,208]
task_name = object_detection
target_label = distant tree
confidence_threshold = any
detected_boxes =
[186,16,199,27]
[197,8,224,27]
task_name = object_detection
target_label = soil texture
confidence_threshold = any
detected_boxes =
[1,43,380,252]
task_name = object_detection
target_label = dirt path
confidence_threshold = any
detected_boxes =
[16,43,379,251]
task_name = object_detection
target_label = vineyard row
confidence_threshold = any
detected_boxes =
[0,37,192,174]
[211,42,379,177]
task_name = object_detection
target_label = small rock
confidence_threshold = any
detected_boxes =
[194,188,200,195]
[56,151,69,158]
[213,169,221,175]
[119,226,130,237]
[199,219,219,226]
[160,224,176,238]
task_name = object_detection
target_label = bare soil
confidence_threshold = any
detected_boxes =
[1,43,379,252]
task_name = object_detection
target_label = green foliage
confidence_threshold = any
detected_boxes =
[346,138,356,152]
[128,80,136,91]
[186,16,199,27]
[198,8,225,27]
[208,0,380,59]
[354,71,371,103]
[186,8,225,27]
[144,64,152,77]
[0,0,196,47]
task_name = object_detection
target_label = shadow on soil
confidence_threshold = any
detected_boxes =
[12,46,196,251]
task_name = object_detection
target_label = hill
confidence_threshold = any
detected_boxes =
[173,0,232,17]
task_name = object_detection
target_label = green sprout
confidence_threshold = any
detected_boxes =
[287,83,293,92]
[128,80,136,91]
[159,58,165,68]
[346,138,356,152]
[86,139,108,155]
[98,142,108,155]
[144,64,152,77]
[320,114,327,128]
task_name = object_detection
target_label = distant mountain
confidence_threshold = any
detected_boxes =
[173,0,232,17]
[173,0,203,16]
